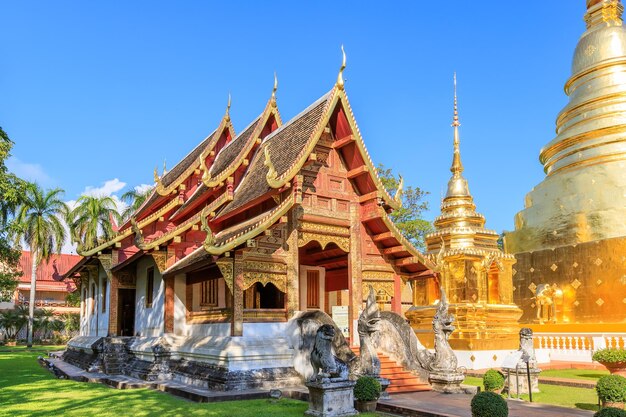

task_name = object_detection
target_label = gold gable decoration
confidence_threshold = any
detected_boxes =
[298,221,350,252]
[242,261,287,293]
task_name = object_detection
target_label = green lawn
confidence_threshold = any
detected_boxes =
[540,368,609,381]
[0,345,380,417]
[463,376,600,411]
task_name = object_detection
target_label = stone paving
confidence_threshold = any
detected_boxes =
[378,391,595,417]
[44,355,596,416]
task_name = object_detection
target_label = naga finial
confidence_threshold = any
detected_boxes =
[200,207,215,247]
[336,45,346,90]
[394,175,404,206]
[271,72,278,105]
[264,146,279,186]
[154,165,161,184]
[162,159,167,175]
[130,216,145,247]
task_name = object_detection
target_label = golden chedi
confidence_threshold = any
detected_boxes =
[506,0,626,328]
[406,77,522,368]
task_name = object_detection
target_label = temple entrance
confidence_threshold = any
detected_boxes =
[117,288,136,336]
[299,241,349,315]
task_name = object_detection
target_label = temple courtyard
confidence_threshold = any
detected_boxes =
[0,345,603,417]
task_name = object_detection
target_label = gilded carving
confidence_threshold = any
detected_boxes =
[150,251,167,273]
[242,260,287,293]
[117,270,136,287]
[361,280,394,299]
[297,221,350,252]
[216,258,234,294]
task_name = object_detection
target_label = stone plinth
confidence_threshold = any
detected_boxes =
[428,371,465,394]
[503,367,541,395]
[305,379,357,417]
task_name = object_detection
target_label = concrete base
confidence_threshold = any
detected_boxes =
[305,379,358,417]
[503,367,541,395]
[428,371,465,394]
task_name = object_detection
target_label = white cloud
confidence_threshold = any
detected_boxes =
[134,183,153,194]
[6,156,54,186]
[83,178,126,197]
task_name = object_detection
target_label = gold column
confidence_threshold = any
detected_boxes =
[232,253,244,336]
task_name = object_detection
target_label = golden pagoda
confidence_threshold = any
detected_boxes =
[506,0,626,329]
[406,76,522,357]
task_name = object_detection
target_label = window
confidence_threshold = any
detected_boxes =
[146,267,154,308]
[307,270,320,309]
[200,279,218,307]
[102,280,107,313]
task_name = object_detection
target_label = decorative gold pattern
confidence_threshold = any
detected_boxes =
[297,221,350,252]
[550,263,558,271]
[242,261,287,293]
[150,251,167,273]
[264,146,280,188]
[596,298,605,306]
[216,258,234,294]
[571,278,582,289]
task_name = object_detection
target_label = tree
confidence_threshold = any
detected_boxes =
[0,305,28,340]
[0,127,27,302]
[69,195,120,248]
[377,164,434,250]
[13,184,68,347]
[121,186,153,221]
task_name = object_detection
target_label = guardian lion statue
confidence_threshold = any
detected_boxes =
[310,324,348,381]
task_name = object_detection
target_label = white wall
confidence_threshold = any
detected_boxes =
[134,257,164,337]
[96,267,109,336]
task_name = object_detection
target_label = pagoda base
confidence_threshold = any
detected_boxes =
[406,303,522,350]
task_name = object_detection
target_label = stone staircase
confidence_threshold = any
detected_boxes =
[351,347,431,393]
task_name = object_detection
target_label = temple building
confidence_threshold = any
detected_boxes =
[63,60,437,389]
[506,0,626,337]
[406,78,521,369]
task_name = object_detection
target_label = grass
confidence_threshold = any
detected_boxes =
[0,345,381,417]
[463,376,600,411]
[540,368,609,381]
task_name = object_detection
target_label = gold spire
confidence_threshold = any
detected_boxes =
[225,93,231,122]
[450,73,463,177]
[271,72,278,105]
[336,45,346,90]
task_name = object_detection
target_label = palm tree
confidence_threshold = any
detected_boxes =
[13,184,67,347]
[121,186,153,221]
[69,195,120,248]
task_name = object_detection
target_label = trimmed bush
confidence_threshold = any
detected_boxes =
[594,408,626,417]
[594,349,626,364]
[353,376,381,402]
[596,375,626,403]
[470,391,508,417]
[483,369,506,392]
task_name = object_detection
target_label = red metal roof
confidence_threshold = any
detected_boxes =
[17,251,80,292]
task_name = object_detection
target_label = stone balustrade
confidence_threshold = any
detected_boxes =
[534,333,626,363]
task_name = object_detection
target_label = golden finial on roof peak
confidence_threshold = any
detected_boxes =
[584,0,623,28]
[225,93,231,121]
[450,73,464,177]
[336,45,346,90]
[271,72,278,106]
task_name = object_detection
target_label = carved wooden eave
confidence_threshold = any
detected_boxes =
[242,259,288,293]
[373,205,437,273]
[204,192,296,255]
[204,97,282,188]
[77,196,184,257]
[361,269,396,299]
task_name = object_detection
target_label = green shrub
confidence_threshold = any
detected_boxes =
[593,349,626,364]
[470,391,508,417]
[483,369,505,392]
[596,375,626,403]
[353,376,381,402]
[594,408,626,417]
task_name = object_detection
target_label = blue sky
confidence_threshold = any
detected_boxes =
[2,1,584,242]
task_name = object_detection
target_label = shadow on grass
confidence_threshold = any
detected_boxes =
[574,373,605,379]
[575,402,600,411]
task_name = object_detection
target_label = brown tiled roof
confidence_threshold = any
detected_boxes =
[219,92,331,217]
[162,246,212,276]
[135,131,217,218]
[209,117,260,177]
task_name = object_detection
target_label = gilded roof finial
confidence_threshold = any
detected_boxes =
[336,45,346,90]
[393,175,404,207]
[450,73,464,176]
[271,72,278,106]
[585,0,623,29]
[163,159,167,175]
[225,93,231,122]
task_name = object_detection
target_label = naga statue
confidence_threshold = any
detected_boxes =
[310,324,348,381]
[418,286,458,373]
[356,286,381,377]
